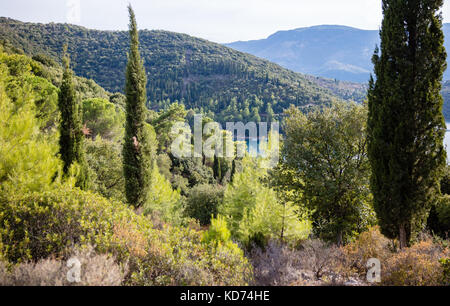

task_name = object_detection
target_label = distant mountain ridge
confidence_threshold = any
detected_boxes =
[226,24,450,83]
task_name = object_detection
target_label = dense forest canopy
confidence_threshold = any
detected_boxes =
[0,17,348,123]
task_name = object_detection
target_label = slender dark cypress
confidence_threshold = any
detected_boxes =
[58,45,90,190]
[123,5,153,207]
[368,0,447,248]
[230,158,236,183]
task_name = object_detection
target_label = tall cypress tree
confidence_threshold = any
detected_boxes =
[230,158,237,183]
[58,45,90,190]
[368,0,447,248]
[123,5,153,207]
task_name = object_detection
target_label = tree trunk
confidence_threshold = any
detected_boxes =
[336,230,343,247]
[399,223,407,249]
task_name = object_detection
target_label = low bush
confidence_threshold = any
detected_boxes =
[127,223,253,286]
[339,226,390,277]
[0,185,252,286]
[440,257,450,285]
[0,186,150,263]
[381,240,449,286]
[0,245,127,286]
[250,240,303,286]
[185,184,224,226]
[250,239,342,286]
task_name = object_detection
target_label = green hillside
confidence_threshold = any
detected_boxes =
[444,81,450,121]
[0,17,343,123]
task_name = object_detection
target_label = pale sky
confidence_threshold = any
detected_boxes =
[1,0,449,43]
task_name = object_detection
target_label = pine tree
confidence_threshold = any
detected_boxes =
[368,0,447,248]
[58,45,90,190]
[123,5,153,207]
[0,64,61,195]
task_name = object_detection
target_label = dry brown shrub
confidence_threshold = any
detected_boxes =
[381,240,449,286]
[250,239,342,286]
[112,221,149,258]
[338,226,390,277]
[298,239,342,281]
[250,240,303,286]
[0,245,127,286]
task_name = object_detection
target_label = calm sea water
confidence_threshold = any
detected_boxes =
[247,125,450,159]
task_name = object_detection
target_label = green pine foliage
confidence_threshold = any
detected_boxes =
[0,49,60,131]
[219,157,311,247]
[144,161,183,225]
[368,0,447,247]
[150,102,187,153]
[123,6,154,207]
[0,61,62,197]
[82,97,124,141]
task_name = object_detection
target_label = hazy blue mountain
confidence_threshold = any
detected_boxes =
[226,24,450,83]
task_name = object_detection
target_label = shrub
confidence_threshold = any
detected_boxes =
[185,184,224,226]
[296,239,342,281]
[440,258,450,285]
[250,240,303,286]
[0,186,153,263]
[202,215,231,246]
[250,239,342,286]
[381,240,449,286]
[220,157,311,248]
[127,224,253,286]
[0,245,127,286]
[0,185,251,286]
[340,226,391,277]
[144,162,184,226]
